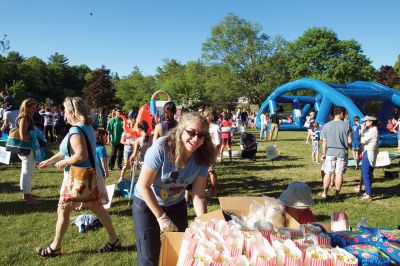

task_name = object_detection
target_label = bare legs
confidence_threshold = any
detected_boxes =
[49,204,118,251]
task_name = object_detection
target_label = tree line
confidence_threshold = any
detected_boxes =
[1,14,400,111]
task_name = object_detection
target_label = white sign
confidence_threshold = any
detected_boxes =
[375,151,391,167]
[0,146,11,164]
[266,145,278,160]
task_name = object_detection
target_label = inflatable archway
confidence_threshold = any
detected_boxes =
[256,78,364,130]
[150,89,172,116]
[257,78,400,146]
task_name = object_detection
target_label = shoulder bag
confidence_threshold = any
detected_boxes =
[5,123,32,156]
[62,126,99,202]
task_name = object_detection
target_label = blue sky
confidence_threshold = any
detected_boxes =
[2,0,399,77]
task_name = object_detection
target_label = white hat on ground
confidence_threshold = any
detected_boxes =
[279,181,315,209]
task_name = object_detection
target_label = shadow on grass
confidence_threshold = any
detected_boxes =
[0,181,20,193]
[0,182,59,194]
[0,199,59,215]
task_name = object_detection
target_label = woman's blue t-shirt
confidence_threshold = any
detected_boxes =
[59,124,97,169]
[96,145,107,177]
[134,136,208,207]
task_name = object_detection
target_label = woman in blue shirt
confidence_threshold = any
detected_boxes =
[133,112,216,266]
[36,97,120,257]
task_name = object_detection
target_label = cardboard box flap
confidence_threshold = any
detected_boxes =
[160,232,184,266]
[197,209,225,222]
[219,197,266,216]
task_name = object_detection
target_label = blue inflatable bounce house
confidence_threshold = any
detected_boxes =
[256,78,400,147]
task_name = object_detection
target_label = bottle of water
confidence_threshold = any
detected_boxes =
[357,217,369,228]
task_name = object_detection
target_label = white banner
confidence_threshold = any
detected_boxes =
[0,146,11,165]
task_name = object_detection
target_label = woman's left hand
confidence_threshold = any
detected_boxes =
[54,160,67,169]
[37,159,52,169]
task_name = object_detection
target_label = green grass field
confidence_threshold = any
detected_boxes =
[1,130,399,265]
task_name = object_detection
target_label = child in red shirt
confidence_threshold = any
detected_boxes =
[220,113,233,164]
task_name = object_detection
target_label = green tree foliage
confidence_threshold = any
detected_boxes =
[202,14,288,104]
[155,59,188,105]
[0,34,10,55]
[375,65,400,89]
[286,27,375,83]
[84,66,118,110]
[394,55,400,77]
[7,80,27,100]
[114,67,156,111]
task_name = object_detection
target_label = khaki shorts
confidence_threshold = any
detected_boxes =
[324,155,348,175]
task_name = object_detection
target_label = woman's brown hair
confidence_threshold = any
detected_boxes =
[162,112,215,168]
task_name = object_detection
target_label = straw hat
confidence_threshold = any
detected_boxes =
[279,181,315,209]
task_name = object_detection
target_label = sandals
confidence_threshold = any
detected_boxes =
[35,246,61,257]
[97,239,122,253]
[319,192,327,199]
[360,195,372,201]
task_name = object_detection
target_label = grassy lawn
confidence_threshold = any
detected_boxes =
[1,130,399,265]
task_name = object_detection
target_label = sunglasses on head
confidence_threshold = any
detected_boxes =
[184,129,207,139]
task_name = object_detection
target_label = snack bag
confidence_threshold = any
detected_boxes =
[331,247,358,266]
[251,241,277,266]
[344,244,392,265]
[375,240,400,264]
[226,255,250,266]
[316,233,332,247]
[272,239,303,266]
[330,230,364,248]
[276,228,303,239]
[376,228,400,243]
[300,224,321,235]
[303,246,332,266]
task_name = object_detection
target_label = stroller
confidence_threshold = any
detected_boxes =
[240,132,257,160]
[118,137,153,204]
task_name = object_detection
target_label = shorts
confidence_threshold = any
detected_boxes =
[307,128,313,133]
[352,139,360,150]
[324,155,348,175]
[221,137,231,146]
[312,141,319,153]
[124,149,132,160]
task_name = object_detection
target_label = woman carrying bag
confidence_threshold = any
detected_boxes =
[36,97,120,257]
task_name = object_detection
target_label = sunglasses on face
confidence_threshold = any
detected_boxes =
[184,129,207,139]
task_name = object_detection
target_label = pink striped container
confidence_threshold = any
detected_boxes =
[316,234,331,247]
[309,257,332,266]
[182,255,194,266]
[261,230,274,243]
[284,255,303,266]
[255,256,276,266]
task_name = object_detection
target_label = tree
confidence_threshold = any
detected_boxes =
[0,34,10,55]
[115,68,155,111]
[19,56,48,99]
[394,55,400,77]
[155,59,188,105]
[6,80,27,101]
[286,27,375,83]
[84,66,118,110]
[375,65,400,89]
[202,14,286,104]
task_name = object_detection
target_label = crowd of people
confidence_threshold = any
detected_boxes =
[0,91,390,264]
[303,107,379,202]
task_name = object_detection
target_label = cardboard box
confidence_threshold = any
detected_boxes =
[160,196,330,266]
